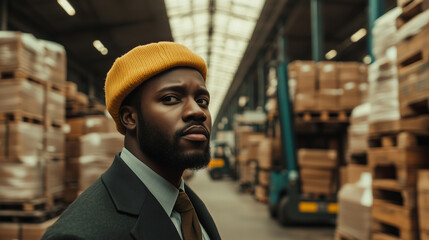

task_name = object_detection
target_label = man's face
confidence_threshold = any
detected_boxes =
[136,68,212,171]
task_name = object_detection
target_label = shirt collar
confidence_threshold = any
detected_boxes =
[120,147,184,217]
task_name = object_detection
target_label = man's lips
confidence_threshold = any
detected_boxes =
[182,125,209,142]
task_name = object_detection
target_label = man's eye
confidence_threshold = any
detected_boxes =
[161,95,180,104]
[197,98,209,107]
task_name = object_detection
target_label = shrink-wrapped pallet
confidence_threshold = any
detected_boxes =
[79,132,123,157]
[46,90,65,125]
[372,7,402,58]
[368,47,400,123]
[0,79,44,117]
[0,31,46,81]
[347,103,370,154]
[0,122,44,162]
[40,39,66,88]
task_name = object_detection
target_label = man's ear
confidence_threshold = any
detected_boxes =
[119,105,138,132]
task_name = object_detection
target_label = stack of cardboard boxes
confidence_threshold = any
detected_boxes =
[297,149,338,196]
[64,114,122,202]
[0,32,66,239]
[289,60,367,113]
[418,171,429,240]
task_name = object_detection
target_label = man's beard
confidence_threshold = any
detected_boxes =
[136,111,211,171]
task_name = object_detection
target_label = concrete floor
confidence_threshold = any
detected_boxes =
[187,170,335,240]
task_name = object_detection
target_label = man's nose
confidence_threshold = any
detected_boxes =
[182,98,207,122]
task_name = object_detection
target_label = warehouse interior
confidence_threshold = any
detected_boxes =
[1,0,429,239]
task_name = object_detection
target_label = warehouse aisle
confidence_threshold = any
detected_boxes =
[187,171,335,240]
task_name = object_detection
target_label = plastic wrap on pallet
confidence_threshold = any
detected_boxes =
[0,162,43,199]
[79,132,124,157]
[372,7,402,58]
[348,103,370,153]
[0,79,44,117]
[337,173,372,240]
[46,126,65,156]
[78,155,112,191]
[396,9,429,44]
[0,31,47,81]
[368,47,400,123]
[64,115,117,139]
[47,90,65,124]
[0,122,44,163]
[40,39,67,86]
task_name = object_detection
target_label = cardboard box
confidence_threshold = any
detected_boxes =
[346,164,369,184]
[294,93,316,111]
[338,62,365,81]
[78,155,112,191]
[46,89,65,124]
[337,179,372,240]
[254,184,268,202]
[319,78,338,89]
[258,169,270,186]
[419,170,429,231]
[0,122,44,162]
[80,132,124,157]
[257,138,272,169]
[46,126,65,156]
[65,81,77,98]
[318,61,338,81]
[0,79,45,117]
[0,223,19,240]
[339,94,360,110]
[66,138,80,158]
[341,81,360,95]
[298,149,337,169]
[65,115,117,139]
[318,90,339,110]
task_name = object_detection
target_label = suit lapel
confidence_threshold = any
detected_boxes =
[185,184,221,240]
[131,193,181,240]
[101,154,181,240]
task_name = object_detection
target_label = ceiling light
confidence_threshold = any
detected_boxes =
[93,40,108,55]
[363,55,372,64]
[350,28,367,42]
[57,0,75,16]
[325,49,337,60]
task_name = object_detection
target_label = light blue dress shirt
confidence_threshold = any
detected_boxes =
[120,148,210,240]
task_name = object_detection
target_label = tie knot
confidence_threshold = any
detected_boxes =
[174,191,194,213]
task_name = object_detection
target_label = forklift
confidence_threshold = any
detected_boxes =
[267,35,338,225]
[207,141,236,180]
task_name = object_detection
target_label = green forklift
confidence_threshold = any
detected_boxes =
[207,141,236,180]
[267,36,338,225]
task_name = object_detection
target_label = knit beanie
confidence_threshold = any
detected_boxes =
[105,41,207,135]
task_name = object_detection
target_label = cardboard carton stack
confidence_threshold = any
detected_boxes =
[65,81,106,118]
[64,115,123,202]
[0,32,66,239]
[289,60,367,113]
[298,149,338,196]
[368,5,429,239]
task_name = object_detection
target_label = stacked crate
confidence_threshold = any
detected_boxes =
[64,114,122,203]
[297,149,338,197]
[368,2,429,239]
[0,32,66,238]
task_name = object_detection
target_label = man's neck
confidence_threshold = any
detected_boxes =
[124,138,183,188]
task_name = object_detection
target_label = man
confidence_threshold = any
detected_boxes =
[43,42,221,240]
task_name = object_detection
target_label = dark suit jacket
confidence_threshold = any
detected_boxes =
[42,154,221,240]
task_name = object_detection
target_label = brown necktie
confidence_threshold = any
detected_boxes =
[174,191,203,240]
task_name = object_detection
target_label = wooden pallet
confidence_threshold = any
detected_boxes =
[396,0,429,28]
[372,218,419,240]
[369,115,429,135]
[346,152,367,165]
[369,131,429,149]
[0,111,43,124]
[369,147,429,188]
[334,230,359,240]
[295,110,350,123]
[372,198,418,230]
[373,182,417,209]
[0,69,45,86]
[398,60,429,117]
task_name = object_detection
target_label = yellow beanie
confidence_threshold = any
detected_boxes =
[105,41,207,135]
